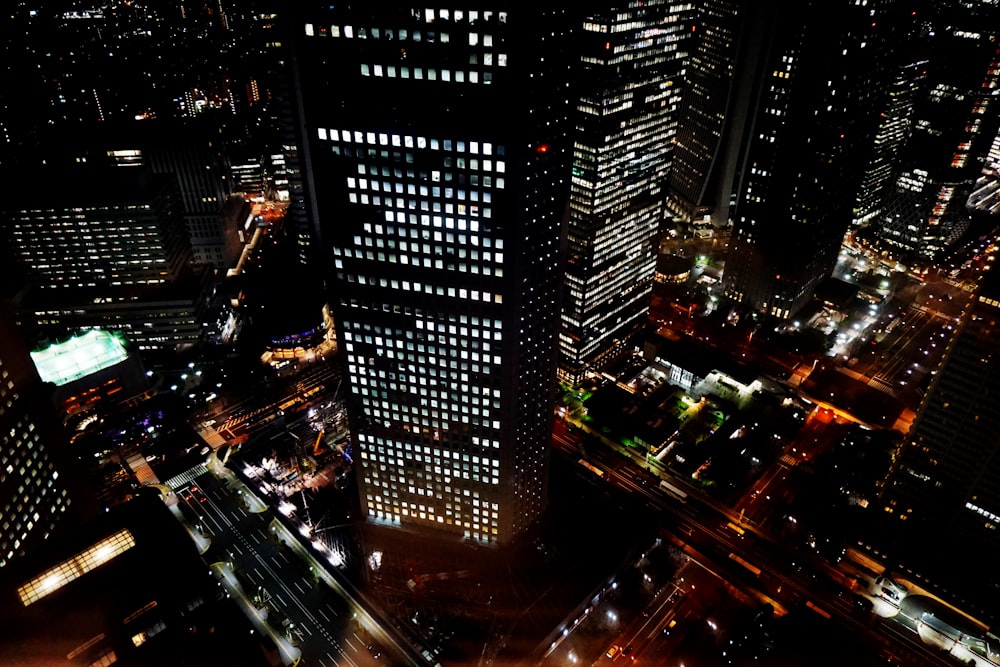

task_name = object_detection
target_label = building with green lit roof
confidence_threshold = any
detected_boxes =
[30,330,150,425]
[30,330,130,387]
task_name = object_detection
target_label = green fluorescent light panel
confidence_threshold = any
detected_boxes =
[31,330,129,386]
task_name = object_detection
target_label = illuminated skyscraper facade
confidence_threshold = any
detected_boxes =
[2,167,208,353]
[851,57,926,228]
[559,1,692,384]
[0,307,73,569]
[293,4,574,545]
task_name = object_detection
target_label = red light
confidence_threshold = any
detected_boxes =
[536,144,550,154]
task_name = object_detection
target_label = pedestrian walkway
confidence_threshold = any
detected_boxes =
[211,561,302,666]
[866,376,898,396]
[163,463,208,490]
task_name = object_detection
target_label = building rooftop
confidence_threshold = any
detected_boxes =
[645,330,759,387]
[30,329,130,386]
[0,493,273,667]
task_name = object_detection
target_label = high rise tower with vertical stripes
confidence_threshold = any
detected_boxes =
[559,1,693,384]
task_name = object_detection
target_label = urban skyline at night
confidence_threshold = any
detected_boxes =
[1,2,999,666]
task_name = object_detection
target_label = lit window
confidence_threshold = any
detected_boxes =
[17,529,136,606]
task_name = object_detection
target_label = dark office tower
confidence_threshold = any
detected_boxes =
[17,119,235,270]
[852,57,926,227]
[244,1,317,267]
[875,2,1000,261]
[293,4,575,545]
[559,1,691,385]
[665,0,743,228]
[140,123,234,268]
[0,303,76,569]
[106,121,234,269]
[205,1,316,265]
[876,264,1000,623]
[722,0,898,321]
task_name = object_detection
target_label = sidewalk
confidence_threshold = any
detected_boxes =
[211,561,302,666]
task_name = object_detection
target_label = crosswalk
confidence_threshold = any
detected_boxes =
[779,453,800,467]
[867,376,898,396]
[164,463,208,491]
[220,406,272,431]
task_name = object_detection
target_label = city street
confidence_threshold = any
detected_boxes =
[162,463,419,667]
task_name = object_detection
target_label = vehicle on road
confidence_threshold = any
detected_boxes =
[725,522,746,537]
[190,485,209,503]
[659,479,688,502]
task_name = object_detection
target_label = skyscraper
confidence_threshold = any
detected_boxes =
[968,129,1000,216]
[721,0,900,321]
[0,303,76,569]
[665,0,743,229]
[876,261,1000,624]
[2,166,210,354]
[872,2,1000,261]
[292,4,575,545]
[851,57,926,228]
[558,1,691,385]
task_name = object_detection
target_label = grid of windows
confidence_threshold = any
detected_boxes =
[666,0,740,223]
[1,347,72,569]
[306,10,509,86]
[8,205,174,289]
[320,126,509,542]
[17,529,135,606]
[560,1,690,383]
[305,3,571,545]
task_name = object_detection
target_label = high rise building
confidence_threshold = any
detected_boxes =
[138,122,235,269]
[558,1,692,385]
[876,261,1000,624]
[873,2,1000,261]
[292,4,576,545]
[665,0,744,228]
[721,0,900,321]
[851,57,926,228]
[9,118,235,271]
[1,166,211,354]
[0,494,274,667]
[0,303,76,569]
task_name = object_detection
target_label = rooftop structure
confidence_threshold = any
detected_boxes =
[30,330,130,387]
